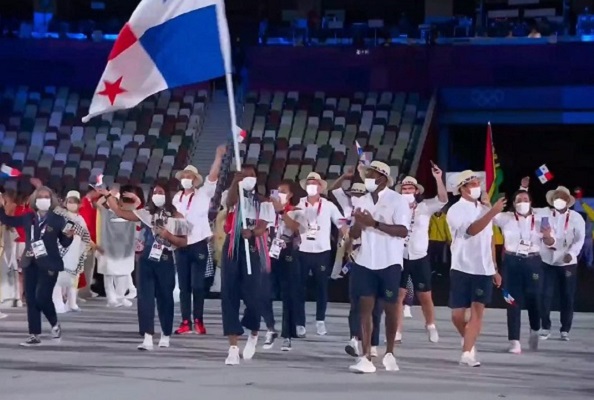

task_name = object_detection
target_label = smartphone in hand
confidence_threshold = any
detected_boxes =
[63,221,75,233]
[541,217,550,229]
[270,190,279,200]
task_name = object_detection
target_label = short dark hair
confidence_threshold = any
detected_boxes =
[278,179,299,206]
[146,181,176,215]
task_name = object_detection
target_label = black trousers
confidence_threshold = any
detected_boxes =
[297,250,332,325]
[137,254,176,336]
[221,236,263,336]
[24,261,59,335]
[175,239,209,322]
[503,254,542,340]
[541,262,578,333]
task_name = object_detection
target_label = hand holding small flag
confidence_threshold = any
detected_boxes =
[0,164,21,178]
[502,289,516,306]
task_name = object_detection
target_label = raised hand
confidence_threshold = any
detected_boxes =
[216,144,227,158]
[492,197,507,213]
[431,163,443,179]
[521,176,530,188]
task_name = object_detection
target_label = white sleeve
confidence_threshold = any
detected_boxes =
[567,213,586,262]
[392,195,412,229]
[329,201,345,227]
[133,209,153,228]
[532,207,550,216]
[492,212,507,228]
[258,202,276,224]
[424,197,446,215]
[200,179,217,200]
[331,188,351,214]
[446,204,473,239]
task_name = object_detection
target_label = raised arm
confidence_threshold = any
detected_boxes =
[466,197,506,236]
[0,196,30,228]
[431,164,448,203]
[99,189,140,222]
[225,173,243,209]
[204,145,227,197]
[328,167,354,192]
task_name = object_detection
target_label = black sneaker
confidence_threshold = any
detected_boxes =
[281,338,292,352]
[262,330,278,350]
[51,324,62,340]
[20,335,41,347]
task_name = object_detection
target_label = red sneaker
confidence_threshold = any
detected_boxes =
[194,319,206,335]
[174,320,192,335]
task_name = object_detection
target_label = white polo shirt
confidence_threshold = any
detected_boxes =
[354,188,410,270]
[493,212,544,254]
[405,197,446,260]
[533,208,585,266]
[446,198,496,276]
[172,179,217,245]
[298,197,344,253]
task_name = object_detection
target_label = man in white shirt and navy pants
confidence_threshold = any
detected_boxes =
[172,145,225,335]
[394,165,447,343]
[297,172,347,337]
[348,161,410,373]
[446,170,504,367]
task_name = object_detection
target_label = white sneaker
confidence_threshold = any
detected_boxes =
[370,346,378,358]
[349,357,376,374]
[107,301,121,308]
[403,305,412,318]
[382,353,400,371]
[296,325,306,338]
[67,304,81,312]
[0,312,7,319]
[345,337,360,357]
[560,332,570,341]
[316,321,327,336]
[262,330,277,350]
[426,324,439,343]
[529,330,539,351]
[395,331,403,343]
[125,288,137,300]
[281,338,292,351]
[121,299,133,308]
[461,338,476,359]
[508,340,521,354]
[242,334,258,360]
[158,335,170,348]
[459,351,480,367]
[138,334,153,351]
[539,329,550,340]
[225,346,240,365]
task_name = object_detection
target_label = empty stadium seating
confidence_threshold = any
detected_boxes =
[238,90,429,193]
[0,85,210,196]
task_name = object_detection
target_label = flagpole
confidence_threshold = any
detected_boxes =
[224,72,253,275]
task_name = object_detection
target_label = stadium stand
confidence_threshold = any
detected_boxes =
[0,85,210,196]
[237,90,430,193]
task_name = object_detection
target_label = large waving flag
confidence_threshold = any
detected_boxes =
[484,122,504,203]
[82,0,231,122]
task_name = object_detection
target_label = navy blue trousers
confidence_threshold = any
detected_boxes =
[175,239,209,322]
[221,236,263,336]
[503,254,542,340]
[541,262,578,333]
[137,254,176,336]
[297,250,332,325]
[24,261,59,335]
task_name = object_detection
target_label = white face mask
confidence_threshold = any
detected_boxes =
[278,193,289,204]
[66,203,79,213]
[515,202,530,215]
[36,198,51,211]
[364,178,378,193]
[553,198,567,211]
[469,187,481,200]
[181,178,194,189]
[402,193,416,204]
[152,194,166,208]
[240,177,257,191]
[306,184,318,197]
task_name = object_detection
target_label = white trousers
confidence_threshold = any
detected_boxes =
[104,275,128,305]
[52,285,78,313]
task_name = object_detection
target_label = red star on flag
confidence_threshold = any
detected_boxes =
[98,76,127,105]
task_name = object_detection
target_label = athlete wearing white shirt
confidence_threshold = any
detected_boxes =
[493,189,554,354]
[446,170,504,367]
[172,145,225,335]
[518,179,586,341]
[394,164,447,344]
[348,161,409,374]
[296,172,347,337]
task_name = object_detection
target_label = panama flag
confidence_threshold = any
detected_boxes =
[502,289,516,306]
[0,164,21,178]
[355,141,369,166]
[535,164,554,184]
[82,0,231,122]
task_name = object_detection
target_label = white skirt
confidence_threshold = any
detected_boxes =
[97,253,135,276]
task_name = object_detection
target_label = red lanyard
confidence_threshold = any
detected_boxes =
[178,192,195,211]
[552,210,570,235]
[305,199,322,223]
[514,213,535,240]
[275,204,294,228]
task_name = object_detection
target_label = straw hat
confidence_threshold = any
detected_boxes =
[66,190,81,200]
[453,170,480,195]
[349,182,366,195]
[300,172,328,193]
[175,165,204,186]
[363,161,394,187]
[546,186,575,208]
[395,176,425,194]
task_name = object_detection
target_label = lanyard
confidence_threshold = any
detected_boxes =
[178,191,195,211]
[31,215,48,241]
[552,211,570,235]
[305,199,322,224]
[405,207,416,246]
[514,213,535,241]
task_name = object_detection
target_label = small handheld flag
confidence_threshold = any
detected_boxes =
[355,141,369,166]
[233,125,247,143]
[0,164,21,178]
[502,289,516,306]
[535,164,554,184]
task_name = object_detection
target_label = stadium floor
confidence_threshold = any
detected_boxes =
[0,300,593,400]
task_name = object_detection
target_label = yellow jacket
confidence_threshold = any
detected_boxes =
[581,202,594,238]
[429,214,451,242]
[213,208,228,266]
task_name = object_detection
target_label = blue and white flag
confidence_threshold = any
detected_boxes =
[83,0,231,122]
